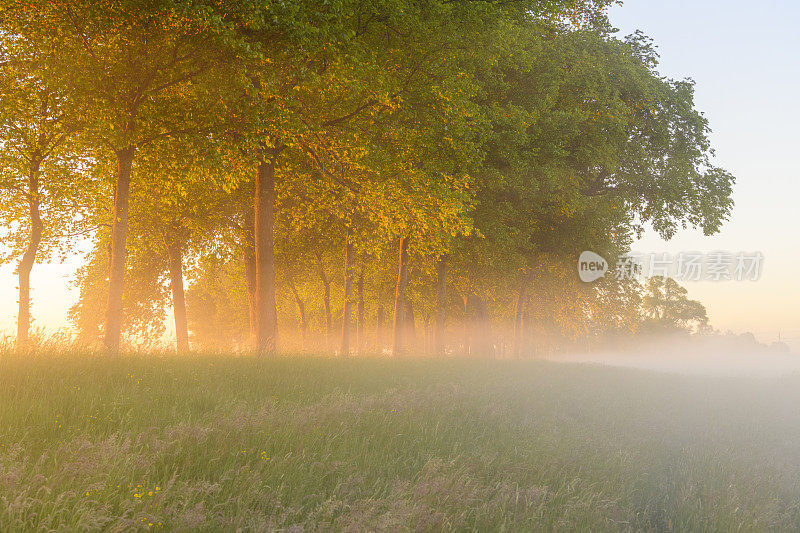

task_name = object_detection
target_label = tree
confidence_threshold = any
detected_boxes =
[0,31,93,348]
[445,18,734,357]
[127,136,223,354]
[641,276,709,334]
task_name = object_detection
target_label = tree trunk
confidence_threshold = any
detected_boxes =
[434,254,447,356]
[315,251,333,351]
[16,156,43,349]
[376,305,384,351]
[243,206,257,343]
[513,282,526,360]
[425,313,434,353]
[391,236,410,357]
[356,272,365,354]
[287,276,308,350]
[340,232,354,357]
[254,155,278,354]
[103,146,135,355]
[405,299,416,352]
[165,233,189,354]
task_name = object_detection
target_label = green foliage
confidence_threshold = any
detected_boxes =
[0,0,735,353]
[0,30,96,266]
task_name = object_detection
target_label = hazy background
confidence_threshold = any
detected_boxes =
[1,0,798,350]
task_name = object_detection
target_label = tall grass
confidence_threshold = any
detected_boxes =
[2,348,800,530]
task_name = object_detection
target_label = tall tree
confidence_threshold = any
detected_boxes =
[0,32,93,348]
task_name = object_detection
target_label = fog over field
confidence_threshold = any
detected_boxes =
[558,347,800,377]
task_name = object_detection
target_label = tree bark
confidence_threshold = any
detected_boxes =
[165,232,189,354]
[512,282,526,360]
[340,231,354,357]
[103,146,135,355]
[434,254,447,356]
[243,206,257,343]
[315,251,333,351]
[254,155,278,354]
[287,275,308,350]
[405,299,416,352]
[16,155,43,349]
[356,272,365,354]
[391,236,410,357]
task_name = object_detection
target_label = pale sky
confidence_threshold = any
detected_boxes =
[609,0,800,350]
[1,1,798,350]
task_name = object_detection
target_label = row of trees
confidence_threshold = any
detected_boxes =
[0,0,734,356]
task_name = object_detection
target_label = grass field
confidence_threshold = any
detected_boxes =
[2,353,800,531]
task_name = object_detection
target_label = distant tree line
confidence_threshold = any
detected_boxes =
[0,0,734,356]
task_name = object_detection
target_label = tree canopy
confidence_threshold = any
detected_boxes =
[0,0,734,356]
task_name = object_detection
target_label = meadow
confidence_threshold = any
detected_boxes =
[2,351,800,531]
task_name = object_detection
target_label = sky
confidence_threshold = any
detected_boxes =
[1,0,798,350]
[607,0,800,349]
